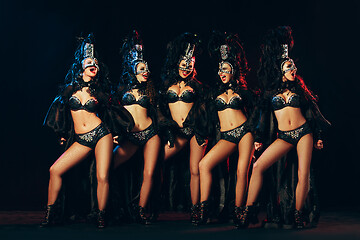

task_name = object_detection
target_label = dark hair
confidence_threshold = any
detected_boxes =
[208,31,249,92]
[62,33,111,95]
[257,26,317,101]
[118,30,156,103]
[119,30,143,87]
[160,32,201,89]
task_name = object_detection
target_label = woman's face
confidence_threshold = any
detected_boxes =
[82,58,98,80]
[282,60,297,82]
[135,62,149,83]
[178,58,195,79]
[218,62,233,84]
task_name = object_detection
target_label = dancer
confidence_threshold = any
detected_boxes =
[113,30,161,225]
[240,26,331,229]
[43,34,132,228]
[158,32,208,223]
[197,31,255,226]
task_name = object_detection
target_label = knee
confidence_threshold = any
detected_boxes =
[49,165,61,178]
[97,173,109,185]
[236,169,247,180]
[297,170,310,185]
[252,162,263,175]
[198,161,209,174]
[190,166,200,177]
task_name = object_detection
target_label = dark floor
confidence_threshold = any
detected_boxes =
[1,209,360,240]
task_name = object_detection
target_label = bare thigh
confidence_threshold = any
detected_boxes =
[113,140,139,168]
[189,136,207,172]
[164,137,188,161]
[143,135,161,175]
[95,134,113,178]
[296,133,313,177]
[50,142,92,176]
[253,139,294,172]
[237,132,254,173]
[200,140,237,171]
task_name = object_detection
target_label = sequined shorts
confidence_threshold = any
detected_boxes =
[75,123,111,149]
[220,121,251,144]
[278,122,312,145]
[177,126,194,140]
[127,123,157,146]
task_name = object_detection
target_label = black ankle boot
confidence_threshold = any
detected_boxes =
[238,205,259,228]
[190,203,200,224]
[40,202,63,228]
[233,206,244,228]
[40,205,55,227]
[137,206,151,225]
[196,201,209,225]
[294,210,306,229]
[97,210,106,229]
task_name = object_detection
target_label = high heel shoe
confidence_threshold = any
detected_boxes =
[233,206,244,228]
[196,201,209,225]
[294,209,306,229]
[238,205,259,228]
[137,206,151,225]
[97,210,106,229]
[190,203,200,224]
[40,202,62,227]
[40,205,55,227]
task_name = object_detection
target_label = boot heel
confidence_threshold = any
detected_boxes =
[190,203,200,224]
[196,201,209,225]
[40,202,62,227]
[97,210,106,229]
[238,205,259,228]
[294,210,306,229]
[233,206,244,228]
[137,206,151,225]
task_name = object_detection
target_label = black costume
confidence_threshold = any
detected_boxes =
[43,34,133,223]
[156,33,210,215]
[159,77,208,146]
[252,26,331,228]
[110,30,160,224]
[195,31,258,225]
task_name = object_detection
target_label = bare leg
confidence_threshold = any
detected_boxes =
[163,137,188,161]
[139,135,161,207]
[189,136,208,205]
[235,133,254,207]
[94,134,113,211]
[295,134,313,211]
[48,143,92,205]
[113,141,139,169]
[199,140,237,202]
[246,139,293,206]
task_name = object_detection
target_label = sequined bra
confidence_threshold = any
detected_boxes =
[166,89,195,103]
[69,96,98,113]
[272,93,301,111]
[122,92,150,109]
[215,95,243,111]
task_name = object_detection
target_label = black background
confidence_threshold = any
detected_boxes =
[1,0,359,211]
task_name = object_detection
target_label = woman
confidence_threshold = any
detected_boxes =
[113,30,161,225]
[240,26,331,229]
[196,32,255,226]
[158,32,208,224]
[43,34,132,228]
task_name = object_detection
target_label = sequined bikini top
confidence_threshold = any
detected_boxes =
[215,95,243,111]
[122,92,150,109]
[272,93,301,111]
[69,96,98,113]
[166,89,195,103]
